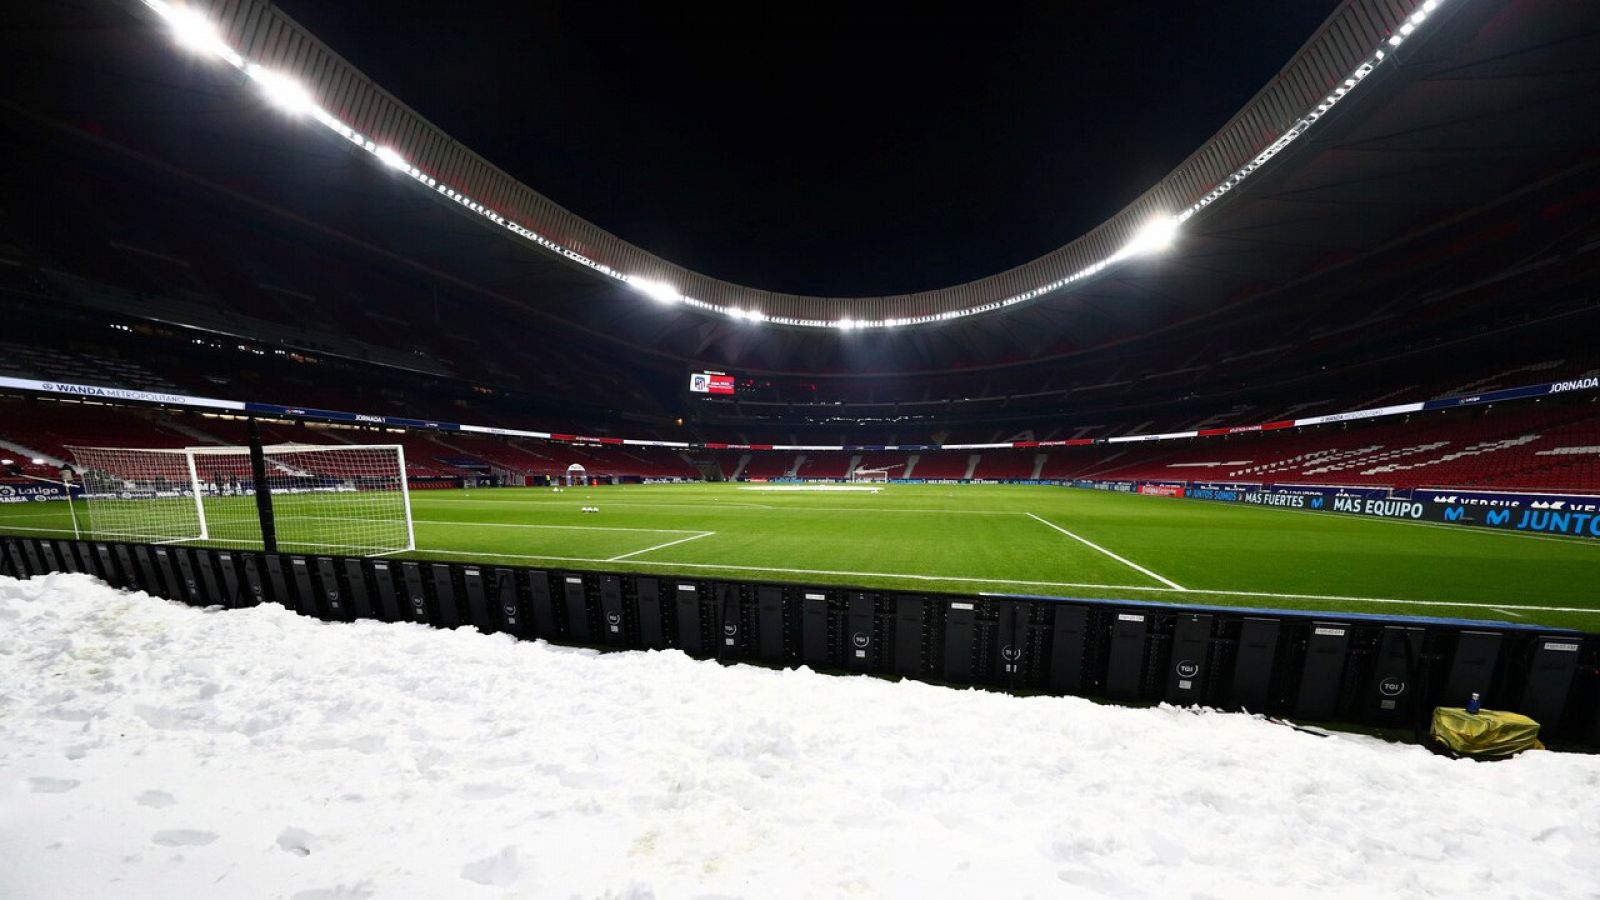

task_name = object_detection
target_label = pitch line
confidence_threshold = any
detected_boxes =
[1025,512,1186,591]
[605,531,715,562]
[293,515,706,535]
[408,547,1600,617]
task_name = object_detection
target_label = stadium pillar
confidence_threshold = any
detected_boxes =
[247,418,278,553]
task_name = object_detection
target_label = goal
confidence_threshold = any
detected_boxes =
[67,443,415,556]
[850,467,890,484]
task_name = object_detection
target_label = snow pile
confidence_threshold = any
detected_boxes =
[2,573,1598,898]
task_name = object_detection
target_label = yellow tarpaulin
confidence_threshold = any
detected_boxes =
[1430,707,1543,758]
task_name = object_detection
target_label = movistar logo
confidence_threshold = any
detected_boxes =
[1445,507,1466,521]
[1486,509,1511,526]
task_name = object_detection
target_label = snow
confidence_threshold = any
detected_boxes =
[2,573,1598,898]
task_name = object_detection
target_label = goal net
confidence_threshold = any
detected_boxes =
[67,443,415,556]
[851,467,890,484]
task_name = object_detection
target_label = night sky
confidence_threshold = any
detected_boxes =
[275,2,1341,297]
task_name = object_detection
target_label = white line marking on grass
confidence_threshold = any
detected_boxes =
[411,547,1600,617]
[605,531,715,562]
[1025,512,1186,591]
[298,515,706,535]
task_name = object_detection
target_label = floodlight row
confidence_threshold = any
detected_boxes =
[140,0,1446,331]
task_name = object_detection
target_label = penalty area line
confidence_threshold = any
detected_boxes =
[1025,512,1185,591]
[605,531,715,562]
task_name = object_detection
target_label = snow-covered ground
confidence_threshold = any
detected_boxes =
[2,574,1598,899]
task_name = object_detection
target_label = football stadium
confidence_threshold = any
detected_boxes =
[3,1,1600,895]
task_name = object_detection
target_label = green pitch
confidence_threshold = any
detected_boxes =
[3,483,1598,630]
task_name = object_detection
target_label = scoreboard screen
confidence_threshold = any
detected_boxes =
[689,372,736,395]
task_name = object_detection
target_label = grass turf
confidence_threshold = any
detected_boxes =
[2,483,1598,630]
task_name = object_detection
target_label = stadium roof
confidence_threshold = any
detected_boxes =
[4,0,1599,374]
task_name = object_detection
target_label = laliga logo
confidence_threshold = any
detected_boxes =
[0,486,13,497]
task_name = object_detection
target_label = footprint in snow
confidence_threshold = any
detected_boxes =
[137,790,177,808]
[461,846,521,886]
[28,777,80,793]
[153,830,218,847]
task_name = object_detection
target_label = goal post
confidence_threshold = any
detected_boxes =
[67,443,415,556]
[850,467,891,484]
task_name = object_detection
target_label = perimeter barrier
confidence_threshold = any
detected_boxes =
[2,534,1596,748]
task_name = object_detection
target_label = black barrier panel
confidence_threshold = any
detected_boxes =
[1444,631,1502,709]
[95,544,122,587]
[1166,614,1214,705]
[527,571,555,637]
[172,549,200,605]
[635,578,664,648]
[1230,617,1280,712]
[155,547,188,601]
[400,562,430,624]
[288,558,318,617]
[943,600,977,682]
[1104,612,1149,702]
[112,544,137,590]
[494,569,526,636]
[1367,627,1423,725]
[599,576,626,645]
[801,591,830,666]
[70,542,97,577]
[193,549,222,605]
[561,575,591,641]
[264,556,290,610]
[995,602,1027,684]
[1521,637,1582,726]
[846,593,877,671]
[1047,605,1089,693]
[893,596,924,677]
[756,586,786,663]
[464,568,492,633]
[136,545,167,594]
[371,561,400,620]
[315,558,348,621]
[238,554,266,607]
[432,565,461,629]
[342,559,375,620]
[0,539,21,578]
[675,582,704,654]
[1295,623,1351,721]
[41,541,76,574]
[20,539,47,576]
[221,552,248,607]
[714,583,742,660]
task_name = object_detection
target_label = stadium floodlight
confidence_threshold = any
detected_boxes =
[374,145,408,170]
[0,459,13,466]
[625,276,684,304]
[1115,215,1181,260]
[161,4,233,61]
[31,458,46,465]
[246,65,318,117]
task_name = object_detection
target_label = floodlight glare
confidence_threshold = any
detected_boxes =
[247,65,317,116]
[31,458,46,465]
[374,145,407,170]
[163,5,231,59]
[624,276,683,304]
[1116,215,1181,259]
